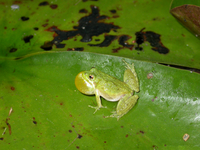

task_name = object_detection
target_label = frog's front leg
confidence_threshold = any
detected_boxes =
[88,90,107,114]
[108,94,139,120]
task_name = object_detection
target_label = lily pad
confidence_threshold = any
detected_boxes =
[0,52,200,149]
[1,0,200,69]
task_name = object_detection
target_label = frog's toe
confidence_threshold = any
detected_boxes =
[88,105,107,114]
[105,112,121,121]
[111,110,116,114]
[88,105,99,114]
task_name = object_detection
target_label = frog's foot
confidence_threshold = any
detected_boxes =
[105,111,122,121]
[88,105,107,114]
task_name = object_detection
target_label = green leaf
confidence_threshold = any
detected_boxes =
[1,52,200,149]
[1,0,200,149]
[1,0,200,69]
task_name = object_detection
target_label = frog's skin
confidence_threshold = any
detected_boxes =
[75,61,139,120]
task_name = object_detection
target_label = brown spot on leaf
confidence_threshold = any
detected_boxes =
[110,9,117,13]
[21,16,29,21]
[40,41,53,51]
[79,8,88,13]
[42,23,48,27]
[152,145,158,148]
[39,1,49,6]
[140,130,144,134]
[112,35,134,52]
[13,1,22,4]
[78,134,83,139]
[50,4,58,9]
[15,57,23,60]
[11,87,15,91]
[9,48,17,53]
[23,35,34,43]
[34,27,39,30]
[6,118,12,135]
[88,35,117,47]
[33,117,37,124]
[42,6,120,49]
[112,47,122,53]
[135,28,169,54]
[118,35,133,49]
[112,15,119,18]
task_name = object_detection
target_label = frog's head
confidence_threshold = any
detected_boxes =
[75,70,96,95]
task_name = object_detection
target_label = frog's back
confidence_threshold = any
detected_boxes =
[94,69,132,102]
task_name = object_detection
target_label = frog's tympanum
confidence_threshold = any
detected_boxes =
[75,61,139,120]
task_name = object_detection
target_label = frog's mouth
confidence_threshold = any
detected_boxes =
[75,72,95,95]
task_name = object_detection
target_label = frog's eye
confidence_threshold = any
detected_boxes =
[89,75,94,80]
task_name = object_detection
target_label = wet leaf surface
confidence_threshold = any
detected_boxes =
[0,0,200,69]
[0,52,200,149]
[1,0,200,149]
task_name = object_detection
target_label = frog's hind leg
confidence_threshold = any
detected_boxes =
[123,60,139,92]
[108,94,139,120]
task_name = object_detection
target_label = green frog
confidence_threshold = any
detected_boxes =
[75,61,139,120]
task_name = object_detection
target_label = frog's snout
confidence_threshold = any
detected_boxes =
[75,72,95,95]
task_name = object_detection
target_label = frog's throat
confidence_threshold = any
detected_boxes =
[75,72,95,95]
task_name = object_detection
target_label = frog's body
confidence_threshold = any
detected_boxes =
[75,61,139,120]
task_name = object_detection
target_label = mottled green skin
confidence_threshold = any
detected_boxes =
[75,61,139,120]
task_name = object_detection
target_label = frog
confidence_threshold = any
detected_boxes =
[75,60,139,120]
